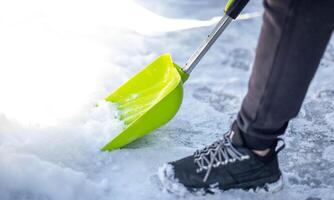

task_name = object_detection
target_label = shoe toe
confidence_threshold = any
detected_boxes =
[170,156,207,188]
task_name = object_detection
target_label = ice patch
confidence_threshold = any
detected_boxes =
[322,145,334,162]
[325,112,334,130]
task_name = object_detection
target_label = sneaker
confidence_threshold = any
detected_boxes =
[158,125,285,195]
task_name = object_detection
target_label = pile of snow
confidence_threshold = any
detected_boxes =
[0,101,123,200]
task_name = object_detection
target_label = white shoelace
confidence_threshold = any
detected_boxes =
[193,131,250,182]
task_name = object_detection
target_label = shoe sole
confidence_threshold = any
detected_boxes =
[158,164,284,197]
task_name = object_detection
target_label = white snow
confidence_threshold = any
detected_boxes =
[1,0,334,199]
[158,164,190,197]
[323,145,334,162]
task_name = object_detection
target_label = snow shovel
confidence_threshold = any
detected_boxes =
[102,0,249,151]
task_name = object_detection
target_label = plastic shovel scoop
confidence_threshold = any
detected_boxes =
[103,55,189,151]
[102,0,249,151]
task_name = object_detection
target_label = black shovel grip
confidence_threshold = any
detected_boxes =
[224,0,250,19]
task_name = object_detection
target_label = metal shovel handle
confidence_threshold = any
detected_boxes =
[183,0,249,74]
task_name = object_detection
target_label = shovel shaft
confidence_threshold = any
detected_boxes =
[183,14,232,74]
[183,0,249,74]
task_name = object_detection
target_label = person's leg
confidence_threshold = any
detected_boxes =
[160,0,334,194]
[237,0,334,150]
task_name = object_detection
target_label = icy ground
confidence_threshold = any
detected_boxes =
[1,0,334,199]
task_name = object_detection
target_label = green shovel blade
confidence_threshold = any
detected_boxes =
[102,54,189,151]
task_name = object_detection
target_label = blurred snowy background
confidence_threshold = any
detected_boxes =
[0,0,334,199]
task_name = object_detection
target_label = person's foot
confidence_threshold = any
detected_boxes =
[158,125,285,195]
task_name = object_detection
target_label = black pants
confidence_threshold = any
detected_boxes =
[236,0,334,150]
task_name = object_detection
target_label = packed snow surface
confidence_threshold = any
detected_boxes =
[1,0,334,199]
